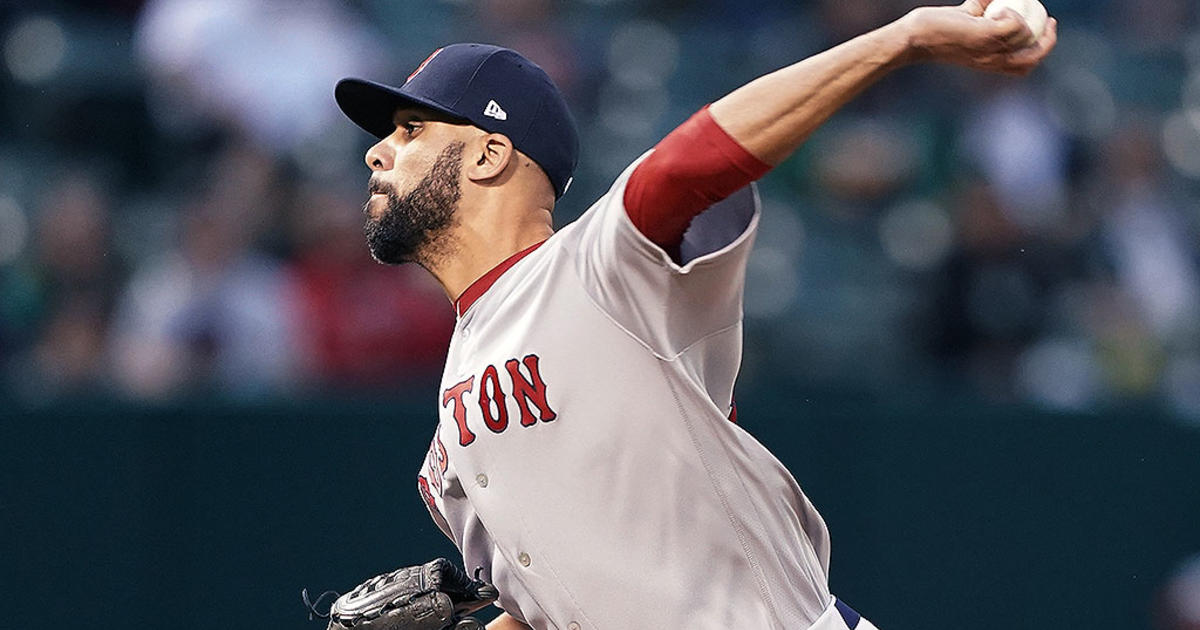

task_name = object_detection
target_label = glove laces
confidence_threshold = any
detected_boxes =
[301,588,340,621]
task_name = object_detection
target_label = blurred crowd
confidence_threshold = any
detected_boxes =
[0,0,1199,420]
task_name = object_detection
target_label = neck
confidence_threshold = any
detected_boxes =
[424,203,554,304]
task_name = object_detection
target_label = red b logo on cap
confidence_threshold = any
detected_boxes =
[406,47,445,83]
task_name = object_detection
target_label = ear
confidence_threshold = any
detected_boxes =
[465,133,515,185]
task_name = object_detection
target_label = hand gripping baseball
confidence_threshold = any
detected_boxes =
[316,558,500,630]
[903,0,1057,76]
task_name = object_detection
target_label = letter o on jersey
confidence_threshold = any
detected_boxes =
[479,364,509,432]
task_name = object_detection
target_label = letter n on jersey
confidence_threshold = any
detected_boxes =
[442,354,557,447]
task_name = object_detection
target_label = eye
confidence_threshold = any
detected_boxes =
[400,121,421,137]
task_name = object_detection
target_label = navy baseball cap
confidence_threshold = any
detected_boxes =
[335,43,579,198]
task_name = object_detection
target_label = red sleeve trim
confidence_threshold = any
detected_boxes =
[624,106,771,256]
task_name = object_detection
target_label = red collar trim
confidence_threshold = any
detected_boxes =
[454,240,547,317]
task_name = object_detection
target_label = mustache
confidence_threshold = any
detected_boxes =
[367,177,396,197]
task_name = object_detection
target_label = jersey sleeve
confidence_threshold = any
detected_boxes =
[564,151,760,361]
[624,106,770,257]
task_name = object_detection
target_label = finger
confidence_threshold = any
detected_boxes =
[432,562,498,608]
[1007,17,1057,66]
[997,41,1052,74]
[430,559,477,596]
[982,11,1032,51]
[953,4,1027,55]
[1044,16,1059,46]
[960,0,987,17]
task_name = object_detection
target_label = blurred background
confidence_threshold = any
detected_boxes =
[1,0,1199,628]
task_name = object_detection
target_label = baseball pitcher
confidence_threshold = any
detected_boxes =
[321,2,1056,628]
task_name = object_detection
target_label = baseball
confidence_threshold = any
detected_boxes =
[984,0,1049,47]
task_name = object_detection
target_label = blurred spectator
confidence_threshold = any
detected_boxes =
[925,179,1070,401]
[29,294,109,391]
[1094,120,1200,345]
[814,116,920,205]
[961,83,1070,233]
[108,201,296,399]
[107,143,295,399]
[1110,0,1193,51]
[134,0,385,153]
[285,185,454,390]
[0,0,1195,413]
[8,173,121,397]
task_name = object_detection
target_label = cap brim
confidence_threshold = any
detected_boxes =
[334,78,466,139]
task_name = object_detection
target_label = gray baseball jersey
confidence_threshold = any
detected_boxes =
[416,155,833,629]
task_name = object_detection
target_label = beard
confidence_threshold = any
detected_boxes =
[363,142,465,267]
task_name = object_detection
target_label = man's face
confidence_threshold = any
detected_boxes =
[362,107,472,266]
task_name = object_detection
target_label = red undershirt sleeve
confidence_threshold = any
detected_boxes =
[623,105,771,258]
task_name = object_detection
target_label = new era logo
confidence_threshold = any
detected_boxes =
[483,100,508,121]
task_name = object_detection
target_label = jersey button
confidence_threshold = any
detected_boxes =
[475,473,488,488]
[568,622,580,630]
[517,552,531,567]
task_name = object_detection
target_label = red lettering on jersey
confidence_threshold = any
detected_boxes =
[435,434,448,475]
[505,354,557,426]
[425,456,441,496]
[442,376,477,446]
[479,364,509,433]
[424,433,449,495]
[417,474,442,520]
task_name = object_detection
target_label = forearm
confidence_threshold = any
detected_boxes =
[623,2,1054,251]
[487,612,533,630]
[709,1,1058,165]
[709,19,913,166]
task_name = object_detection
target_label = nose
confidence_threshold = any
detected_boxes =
[365,139,394,171]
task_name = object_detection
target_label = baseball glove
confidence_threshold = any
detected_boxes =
[305,558,499,630]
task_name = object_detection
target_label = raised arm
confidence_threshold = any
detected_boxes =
[709,0,1057,165]
[624,1,1056,256]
